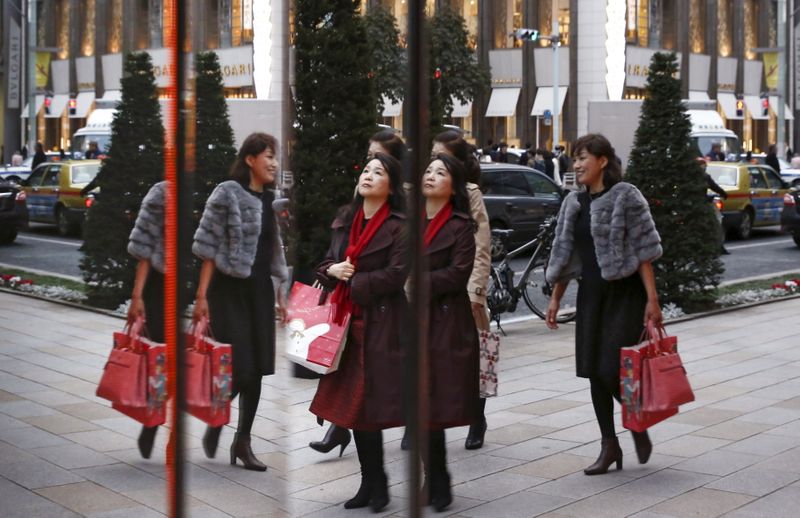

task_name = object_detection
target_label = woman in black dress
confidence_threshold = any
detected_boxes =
[545,134,663,476]
[192,133,289,471]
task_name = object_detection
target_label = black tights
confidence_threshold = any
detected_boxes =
[590,376,621,439]
[233,378,262,436]
[353,430,384,475]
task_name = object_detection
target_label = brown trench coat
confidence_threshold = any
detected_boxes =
[425,210,480,429]
[314,210,409,427]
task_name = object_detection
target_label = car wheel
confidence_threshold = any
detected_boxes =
[0,230,17,244]
[736,209,753,240]
[56,207,73,237]
[490,225,508,261]
[793,179,800,188]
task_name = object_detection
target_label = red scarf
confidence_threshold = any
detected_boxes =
[424,202,453,248]
[330,202,391,324]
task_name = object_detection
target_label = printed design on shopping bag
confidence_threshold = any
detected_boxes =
[620,356,640,416]
[479,330,500,397]
[148,352,168,411]
[287,318,332,359]
[212,353,233,414]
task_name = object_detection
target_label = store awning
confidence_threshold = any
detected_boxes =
[744,95,769,120]
[45,94,70,118]
[450,97,472,118]
[531,86,568,116]
[717,92,743,120]
[485,87,521,117]
[70,92,95,118]
[769,96,794,121]
[20,95,45,118]
[99,90,122,103]
[689,91,710,101]
[381,95,402,117]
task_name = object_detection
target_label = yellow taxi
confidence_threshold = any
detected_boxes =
[707,162,790,239]
[21,160,101,236]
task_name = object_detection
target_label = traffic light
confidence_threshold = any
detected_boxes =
[68,98,77,116]
[513,28,539,41]
[44,96,52,116]
[761,94,769,117]
[735,96,744,118]
[434,67,442,80]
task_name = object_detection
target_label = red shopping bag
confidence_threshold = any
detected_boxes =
[97,319,167,426]
[620,323,679,432]
[642,349,695,412]
[184,319,232,427]
[285,282,350,374]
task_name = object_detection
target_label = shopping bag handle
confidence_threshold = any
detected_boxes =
[638,320,667,347]
[119,317,147,353]
[187,316,216,352]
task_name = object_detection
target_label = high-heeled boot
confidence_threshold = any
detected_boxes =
[309,424,351,456]
[230,433,267,471]
[345,431,377,509]
[202,425,222,459]
[584,437,623,475]
[138,426,157,459]
[465,398,487,450]
[369,469,389,513]
[631,430,652,464]
[429,431,452,512]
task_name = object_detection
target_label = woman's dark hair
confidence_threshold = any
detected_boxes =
[572,133,622,188]
[433,130,481,184]
[35,142,44,153]
[370,129,407,162]
[345,152,406,225]
[433,153,472,219]
[229,132,279,185]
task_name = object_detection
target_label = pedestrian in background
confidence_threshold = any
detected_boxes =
[309,128,408,458]
[11,150,23,166]
[192,132,289,471]
[430,130,492,450]
[31,142,47,171]
[421,153,479,511]
[126,180,168,459]
[309,152,409,512]
[545,133,663,475]
[766,144,781,173]
[495,142,510,163]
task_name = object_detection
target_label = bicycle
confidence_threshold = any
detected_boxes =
[486,216,578,334]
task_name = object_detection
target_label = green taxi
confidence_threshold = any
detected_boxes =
[707,162,790,239]
[21,160,101,236]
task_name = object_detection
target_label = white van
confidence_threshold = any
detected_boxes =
[71,109,115,158]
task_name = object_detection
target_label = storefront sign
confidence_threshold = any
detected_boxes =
[6,18,21,109]
[75,56,96,91]
[625,46,681,89]
[216,46,254,88]
[488,49,523,88]
[717,57,737,92]
[102,53,123,91]
[51,59,70,94]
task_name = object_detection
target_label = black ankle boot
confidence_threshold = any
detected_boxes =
[138,426,157,459]
[464,417,487,450]
[584,437,623,475]
[230,433,266,471]
[309,424,352,456]
[202,426,222,459]
[430,469,452,512]
[631,430,652,464]
[344,475,371,509]
[369,471,389,512]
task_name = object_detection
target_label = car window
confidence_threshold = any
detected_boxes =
[499,171,531,196]
[748,168,767,189]
[761,168,784,189]
[25,166,48,186]
[71,164,100,184]
[481,172,502,195]
[707,166,738,187]
[42,165,61,187]
[524,171,560,198]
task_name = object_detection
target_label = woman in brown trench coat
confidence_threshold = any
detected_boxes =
[309,152,408,513]
[422,153,480,512]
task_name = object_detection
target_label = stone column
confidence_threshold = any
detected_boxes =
[475,0,493,148]
[707,0,718,100]
[520,0,537,146]
[676,0,691,98]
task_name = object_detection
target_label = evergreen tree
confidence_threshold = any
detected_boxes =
[292,0,378,279]
[364,5,406,119]
[194,51,237,210]
[80,52,164,309]
[429,7,490,132]
[625,52,723,312]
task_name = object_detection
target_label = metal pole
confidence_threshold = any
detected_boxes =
[778,0,786,156]
[551,0,559,149]
[27,0,36,151]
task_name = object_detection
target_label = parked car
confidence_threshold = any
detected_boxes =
[706,162,790,239]
[20,160,101,236]
[0,152,63,184]
[781,188,800,248]
[0,183,29,244]
[739,153,800,187]
[480,163,564,259]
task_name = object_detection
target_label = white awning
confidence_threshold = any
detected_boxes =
[70,92,95,118]
[689,91,710,101]
[381,95,402,117]
[45,94,70,118]
[744,95,769,120]
[20,95,45,118]
[769,96,795,121]
[485,87,521,117]
[100,90,122,103]
[531,86,568,116]
[717,92,743,120]
[450,97,472,118]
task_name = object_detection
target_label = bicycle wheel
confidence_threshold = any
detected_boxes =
[522,260,579,323]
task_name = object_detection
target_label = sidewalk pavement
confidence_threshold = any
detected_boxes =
[1,291,800,518]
